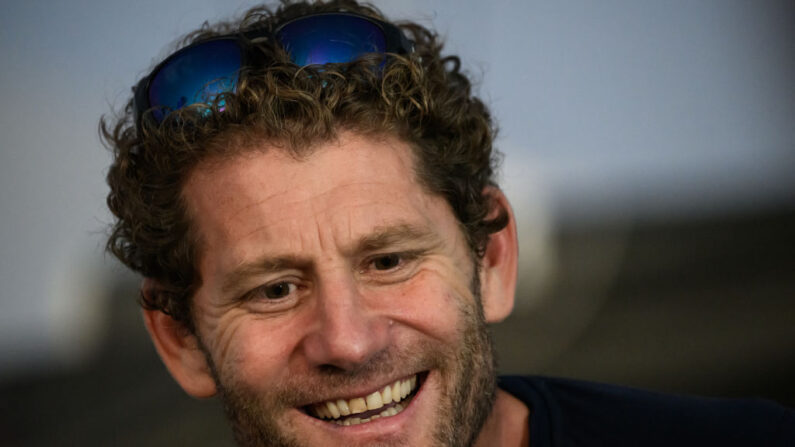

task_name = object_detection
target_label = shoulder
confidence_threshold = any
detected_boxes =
[499,375,795,447]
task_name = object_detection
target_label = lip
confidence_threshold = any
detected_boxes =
[297,370,430,439]
[302,372,422,408]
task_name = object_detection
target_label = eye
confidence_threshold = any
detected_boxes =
[372,253,401,271]
[262,281,296,299]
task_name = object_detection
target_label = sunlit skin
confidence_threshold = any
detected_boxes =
[143,131,528,446]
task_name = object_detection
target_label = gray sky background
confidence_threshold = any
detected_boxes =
[1,0,793,377]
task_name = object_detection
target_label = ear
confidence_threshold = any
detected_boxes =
[479,187,519,323]
[141,279,217,398]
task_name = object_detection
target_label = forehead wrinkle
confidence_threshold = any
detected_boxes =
[227,174,411,240]
[184,149,298,225]
[232,195,318,244]
[222,194,390,263]
[222,189,291,227]
[271,177,423,247]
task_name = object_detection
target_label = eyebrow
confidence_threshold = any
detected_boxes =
[219,222,441,297]
[354,222,441,254]
[221,254,310,296]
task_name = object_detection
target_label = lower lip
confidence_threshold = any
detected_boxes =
[304,372,429,436]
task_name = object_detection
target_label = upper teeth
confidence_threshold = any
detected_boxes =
[312,375,418,420]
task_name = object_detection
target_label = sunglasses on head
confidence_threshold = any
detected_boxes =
[133,12,414,128]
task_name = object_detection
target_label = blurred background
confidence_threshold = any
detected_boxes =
[1,0,793,445]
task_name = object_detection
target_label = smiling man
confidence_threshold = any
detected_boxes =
[102,1,794,446]
[104,1,524,445]
[164,131,523,446]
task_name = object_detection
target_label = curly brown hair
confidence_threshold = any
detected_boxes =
[102,0,507,330]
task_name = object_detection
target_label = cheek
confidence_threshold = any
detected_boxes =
[210,315,300,386]
[385,268,473,342]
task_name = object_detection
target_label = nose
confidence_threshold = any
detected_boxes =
[300,272,391,371]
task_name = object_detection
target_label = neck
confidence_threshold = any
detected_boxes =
[474,389,531,447]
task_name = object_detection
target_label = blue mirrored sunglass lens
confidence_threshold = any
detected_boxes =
[147,39,242,122]
[276,15,386,66]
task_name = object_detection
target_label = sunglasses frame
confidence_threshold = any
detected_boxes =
[133,12,415,129]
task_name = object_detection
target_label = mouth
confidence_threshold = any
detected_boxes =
[304,372,426,427]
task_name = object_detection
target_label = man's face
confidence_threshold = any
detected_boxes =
[181,132,498,446]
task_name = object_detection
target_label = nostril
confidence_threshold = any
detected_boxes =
[317,364,348,375]
[301,314,391,371]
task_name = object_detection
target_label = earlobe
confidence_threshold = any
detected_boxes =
[141,280,217,398]
[479,188,519,323]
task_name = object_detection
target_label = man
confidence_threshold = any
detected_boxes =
[103,1,794,446]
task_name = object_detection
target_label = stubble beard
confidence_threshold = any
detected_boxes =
[200,281,498,447]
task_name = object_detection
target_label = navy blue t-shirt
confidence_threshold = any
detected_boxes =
[498,375,795,446]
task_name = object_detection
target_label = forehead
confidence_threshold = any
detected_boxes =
[182,132,458,264]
